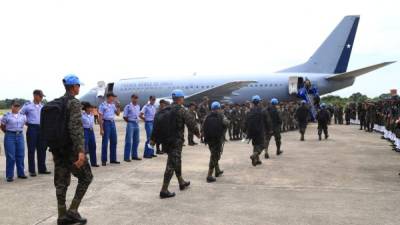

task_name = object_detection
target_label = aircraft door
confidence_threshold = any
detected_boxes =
[288,76,298,95]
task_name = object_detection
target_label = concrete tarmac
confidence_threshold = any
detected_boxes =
[0,121,400,225]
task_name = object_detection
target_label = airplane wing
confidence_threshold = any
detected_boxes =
[184,81,256,103]
[326,61,396,81]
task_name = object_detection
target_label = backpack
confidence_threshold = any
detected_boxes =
[152,106,178,145]
[40,96,71,150]
[245,107,264,140]
[203,113,224,143]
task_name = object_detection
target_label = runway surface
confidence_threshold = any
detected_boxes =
[0,122,399,225]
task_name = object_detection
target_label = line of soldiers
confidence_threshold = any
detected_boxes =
[194,97,300,144]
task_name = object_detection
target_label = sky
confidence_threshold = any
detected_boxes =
[0,0,398,100]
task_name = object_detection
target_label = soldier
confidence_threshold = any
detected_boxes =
[123,94,142,162]
[197,97,210,143]
[281,105,290,132]
[239,104,248,140]
[245,95,272,166]
[43,75,93,224]
[295,100,309,141]
[317,103,330,140]
[187,103,199,146]
[265,98,283,158]
[366,103,377,132]
[1,101,27,182]
[140,96,157,158]
[345,105,351,125]
[338,105,344,124]
[151,90,200,199]
[357,102,367,130]
[20,89,51,177]
[82,102,99,167]
[231,104,241,140]
[201,101,229,183]
[155,99,169,154]
[224,104,233,140]
[99,92,121,166]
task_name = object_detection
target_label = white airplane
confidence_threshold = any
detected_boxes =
[81,15,395,109]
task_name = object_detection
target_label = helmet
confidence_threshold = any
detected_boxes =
[271,98,279,105]
[171,89,185,98]
[252,95,261,102]
[63,74,81,86]
[211,101,221,110]
[301,100,307,104]
[320,103,326,108]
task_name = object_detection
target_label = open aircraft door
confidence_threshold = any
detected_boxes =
[288,76,298,95]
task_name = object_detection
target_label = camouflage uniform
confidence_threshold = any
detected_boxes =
[245,105,272,164]
[265,105,282,154]
[202,112,229,176]
[230,105,241,140]
[197,101,210,142]
[162,103,199,188]
[52,92,93,217]
[187,107,198,145]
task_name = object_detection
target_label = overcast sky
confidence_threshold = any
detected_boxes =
[0,0,398,100]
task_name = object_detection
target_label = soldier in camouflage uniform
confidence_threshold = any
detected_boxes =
[201,101,230,183]
[231,104,241,140]
[366,103,377,132]
[51,75,93,225]
[245,95,272,166]
[155,90,200,199]
[223,104,233,140]
[265,98,283,158]
[197,97,210,143]
[239,104,248,139]
[187,103,199,146]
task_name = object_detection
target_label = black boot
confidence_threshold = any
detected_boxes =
[276,144,283,155]
[207,176,216,183]
[160,190,176,199]
[250,155,257,167]
[179,180,191,191]
[58,211,87,225]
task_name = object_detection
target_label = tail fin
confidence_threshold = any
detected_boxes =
[279,15,360,74]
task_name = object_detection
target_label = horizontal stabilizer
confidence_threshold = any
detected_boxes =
[185,81,256,102]
[325,61,396,81]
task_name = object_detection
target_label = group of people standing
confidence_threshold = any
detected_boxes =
[0,90,51,182]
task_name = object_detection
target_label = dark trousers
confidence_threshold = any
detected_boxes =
[318,124,328,137]
[52,151,93,214]
[162,143,183,187]
[101,120,117,162]
[84,128,97,166]
[208,140,223,174]
[265,128,281,151]
[27,124,47,173]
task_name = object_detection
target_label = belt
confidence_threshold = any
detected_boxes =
[145,120,154,122]
[84,128,94,131]
[6,131,23,134]
[103,119,114,122]
[27,123,40,127]
[128,120,138,123]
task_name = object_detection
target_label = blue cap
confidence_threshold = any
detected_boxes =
[320,103,326,108]
[63,74,81,86]
[211,101,221,110]
[271,98,279,105]
[171,89,185,98]
[252,95,261,102]
[301,100,307,104]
